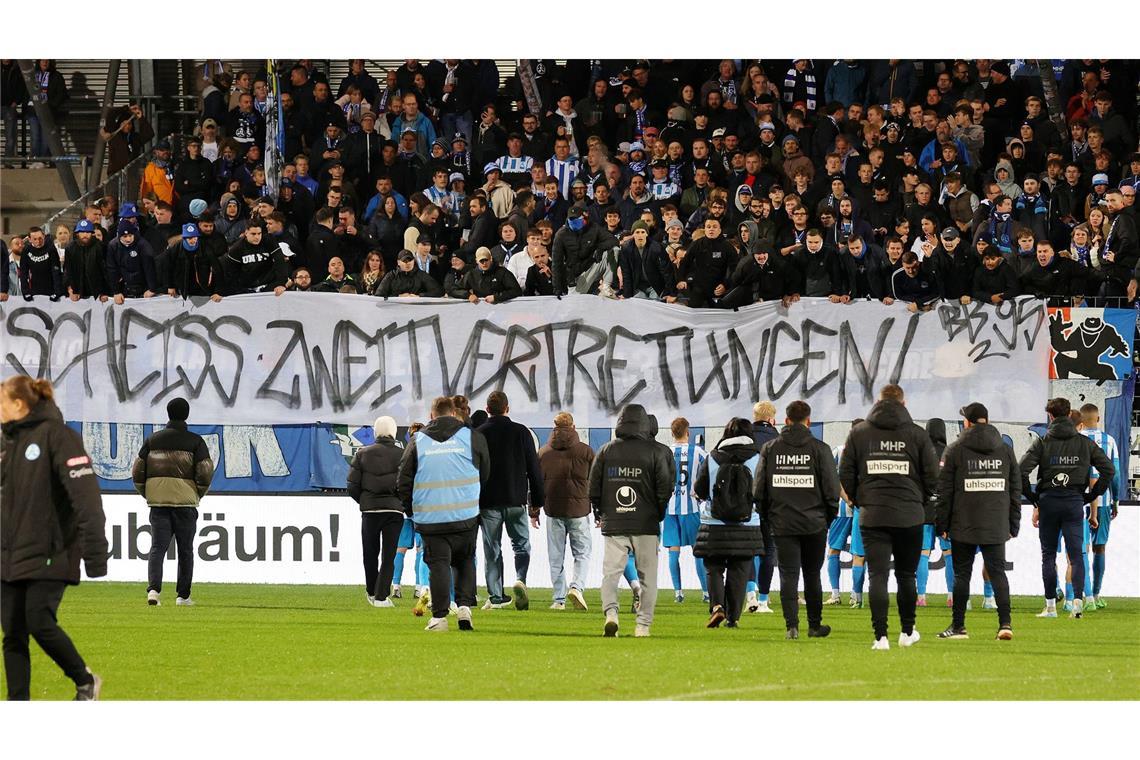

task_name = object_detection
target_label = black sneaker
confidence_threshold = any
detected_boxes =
[724,620,738,628]
[785,627,799,640]
[938,626,969,639]
[808,624,832,638]
[74,671,101,701]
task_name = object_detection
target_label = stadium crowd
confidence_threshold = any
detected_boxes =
[2,58,1139,307]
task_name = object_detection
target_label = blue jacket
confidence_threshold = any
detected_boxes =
[919,137,971,172]
[824,62,867,107]
[397,416,490,534]
[105,236,157,296]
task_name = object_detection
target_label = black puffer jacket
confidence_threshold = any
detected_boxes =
[464,263,523,302]
[755,423,840,536]
[552,221,607,294]
[347,436,404,514]
[691,435,765,558]
[1,398,108,584]
[936,423,1021,544]
[374,267,443,297]
[64,237,107,298]
[838,399,939,529]
[924,417,948,523]
[1018,416,1115,504]
[588,404,673,536]
[131,421,214,507]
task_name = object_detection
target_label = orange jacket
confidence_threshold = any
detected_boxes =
[139,162,175,204]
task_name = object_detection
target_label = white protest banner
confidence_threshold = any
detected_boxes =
[1,293,1050,427]
[96,495,1140,597]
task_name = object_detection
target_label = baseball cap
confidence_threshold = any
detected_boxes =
[397,250,415,262]
[181,223,200,238]
[940,227,960,240]
[119,202,140,218]
[201,118,218,129]
[1092,173,1109,186]
[483,162,501,175]
[74,219,95,233]
[155,138,171,151]
[758,122,776,132]
[449,172,465,183]
[959,402,989,423]
[475,246,493,262]
[711,128,727,138]
[401,125,417,135]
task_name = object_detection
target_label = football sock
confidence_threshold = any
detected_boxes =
[694,558,708,593]
[983,579,993,598]
[943,554,954,594]
[415,550,429,587]
[1065,580,1074,600]
[827,554,841,592]
[624,555,638,585]
[1082,552,1093,598]
[1093,553,1105,596]
[668,550,682,592]
[853,562,866,594]
[392,551,406,587]
[917,554,930,595]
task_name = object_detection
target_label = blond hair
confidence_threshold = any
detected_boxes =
[753,401,776,422]
[553,411,574,428]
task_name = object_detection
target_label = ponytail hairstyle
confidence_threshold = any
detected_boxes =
[2,375,54,408]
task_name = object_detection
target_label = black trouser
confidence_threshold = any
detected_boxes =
[950,540,1011,628]
[1037,491,1085,600]
[753,531,778,594]
[703,555,752,623]
[361,512,404,600]
[148,507,198,599]
[719,285,754,309]
[862,524,924,639]
[1,580,92,700]
[421,527,478,619]
[775,530,827,630]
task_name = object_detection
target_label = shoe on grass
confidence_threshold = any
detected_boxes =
[425,617,448,632]
[674,591,684,603]
[176,597,194,606]
[916,595,927,607]
[1036,606,1057,618]
[412,593,431,617]
[702,592,710,604]
[982,596,997,610]
[707,605,726,628]
[74,670,101,701]
[1096,597,1107,609]
[849,594,863,609]
[513,581,529,610]
[1062,600,1073,613]
[755,600,773,614]
[871,637,890,651]
[568,587,588,611]
[996,626,1013,640]
[745,590,759,613]
[457,606,473,631]
[634,625,650,638]
[604,610,619,638]
[371,598,395,608]
[808,625,831,638]
[147,590,160,606]
[937,626,969,639]
[899,629,921,647]
[550,602,566,610]
[1070,599,1083,619]
[824,594,841,606]
[785,627,799,640]
[391,585,402,599]
[724,620,738,628]
[483,596,513,610]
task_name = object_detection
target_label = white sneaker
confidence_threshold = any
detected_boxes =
[457,606,473,631]
[745,590,759,613]
[899,629,921,647]
[604,610,619,637]
[413,586,425,599]
[1070,599,1083,619]
[1036,606,1058,618]
[550,602,566,610]
[568,587,588,611]
[147,590,160,606]
[871,637,890,651]
[634,625,651,638]
[982,596,997,610]
[367,594,375,605]
[425,617,449,632]
[448,601,459,615]
[824,593,841,605]
[481,599,512,610]
[175,597,194,606]
[371,598,395,608]
[755,600,773,614]
[390,585,402,599]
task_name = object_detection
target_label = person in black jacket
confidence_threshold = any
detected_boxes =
[692,418,765,629]
[17,227,62,300]
[1018,397,1115,619]
[927,228,976,304]
[347,416,406,607]
[105,220,158,302]
[589,404,674,638]
[679,216,737,308]
[375,250,444,297]
[935,403,1021,640]
[839,383,939,650]
[132,398,214,607]
[173,137,214,220]
[463,247,522,303]
[888,251,938,311]
[972,247,1020,304]
[617,221,669,299]
[1,376,108,700]
[1020,240,1086,302]
[755,401,840,639]
[476,392,544,610]
[721,246,789,307]
[551,206,607,294]
[221,223,288,295]
[746,401,779,613]
[64,220,107,301]
[160,223,224,301]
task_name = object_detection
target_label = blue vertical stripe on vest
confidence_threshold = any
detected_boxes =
[669,443,699,516]
[701,453,761,526]
[411,428,480,525]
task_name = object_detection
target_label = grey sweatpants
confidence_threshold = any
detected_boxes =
[601,534,659,626]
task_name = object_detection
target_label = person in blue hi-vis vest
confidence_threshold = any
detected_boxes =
[397,396,490,633]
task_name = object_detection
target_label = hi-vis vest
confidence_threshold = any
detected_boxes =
[411,428,480,525]
[700,452,761,527]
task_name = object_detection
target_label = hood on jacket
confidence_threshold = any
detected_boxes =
[959,422,1004,454]
[713,434,760,463]
[1046,416,1079,440]
[549,426,580,451]
[645,414,660,438]
[739,220,762,255]
[777,423,815,448]
[925,418,947,447]
[615,404,649,440]
[420,415,467,443]
[865,398,913,430]
[1,396,63,436]
[994,158,1015,179]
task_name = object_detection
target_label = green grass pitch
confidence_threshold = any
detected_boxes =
[7,582,1138,700]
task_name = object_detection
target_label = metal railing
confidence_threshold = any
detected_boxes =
[41,132,187,233]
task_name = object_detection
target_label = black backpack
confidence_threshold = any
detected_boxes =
[712,460,754,523]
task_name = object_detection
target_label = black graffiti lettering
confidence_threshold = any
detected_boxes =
[530,323,564,410]
[334,320,380,408]
[490,325,542,402]
[766,321,802,400]
[4,307,52,378]
[563,321,607,408]
[938,301,988,343]
[114,308,163,401]
[726,326,770,402]
[47,310,92,393]
[969,339,1010,362]
[838,319,892,404]
[462,319,503,398]
[888,313,922,384]
[604,326,648,410]
[801,319,839,398]
[644,327,689,408]
[684,331,730,403]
